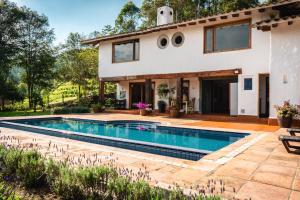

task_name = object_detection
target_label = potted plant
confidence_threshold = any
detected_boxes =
[274,101,299,128]
[91,103,104,113]
[135,102,150,116]
[157,84,174,113]
[169,98,180,118]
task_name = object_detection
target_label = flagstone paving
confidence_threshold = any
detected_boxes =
[0,113,299,200]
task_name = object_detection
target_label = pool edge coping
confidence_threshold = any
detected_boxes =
[0,116,260,164]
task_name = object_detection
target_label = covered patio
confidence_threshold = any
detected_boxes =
[99,68,242,114]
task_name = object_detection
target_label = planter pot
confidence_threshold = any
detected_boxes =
[277,116,293,128]
[158,102,166,113]
[169,109,179,118]
[140,109,148,116]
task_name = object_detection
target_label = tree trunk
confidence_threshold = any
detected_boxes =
[1,97,4,111]
[33,102,36,112]
[78,85,81,100]
[28,84,32,109]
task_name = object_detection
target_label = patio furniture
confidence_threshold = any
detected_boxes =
[279,135,300,153]
[183,100,188,114]
[287,128,300,136]
[187,98,196,114]
[115,100,126,109]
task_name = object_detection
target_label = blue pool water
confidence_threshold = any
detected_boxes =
[16,118,248,152]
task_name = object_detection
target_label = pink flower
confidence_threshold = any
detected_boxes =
[134,102,150,109]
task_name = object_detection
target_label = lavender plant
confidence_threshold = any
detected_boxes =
[0,131,244,200]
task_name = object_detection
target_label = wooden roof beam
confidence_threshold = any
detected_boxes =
[258,8,266,12]
[261,25,271,31]
[188,21,197,26]
[100,69,242,82]
[198,20,206,24]
[244,11,252,15]
[178,24,187,27]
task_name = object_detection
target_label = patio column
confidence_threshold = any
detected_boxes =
[99,80,105,104]
[145,79,152,106]
[198,78,203,114]
[176,77,183,109]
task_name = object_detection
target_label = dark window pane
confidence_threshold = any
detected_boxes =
[114,40,139,63]
[215,23,249,51]
[244,78,252,90]
[175,36,182,44]
[134,41,139,60]
[160,38,168,46]
[205,28,213,52]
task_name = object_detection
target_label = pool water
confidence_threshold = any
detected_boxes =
[18,118,248,152]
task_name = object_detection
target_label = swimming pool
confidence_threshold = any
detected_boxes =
[0,117,249,161]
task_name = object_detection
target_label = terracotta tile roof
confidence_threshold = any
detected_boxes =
[82,0,300,45]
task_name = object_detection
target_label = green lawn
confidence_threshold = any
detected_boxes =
[0,110,51,117]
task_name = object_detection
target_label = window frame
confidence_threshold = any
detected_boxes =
[112,39,140,63]
[204,19,251,54]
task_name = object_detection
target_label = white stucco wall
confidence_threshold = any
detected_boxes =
[269,22,300,118]
[99,11,272,78]
[100,9,281,116]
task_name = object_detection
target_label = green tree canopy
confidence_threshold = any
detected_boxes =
[115,1,141,33]
[219,0,259,13]
[140,0,260,27]
[56,33,98,99]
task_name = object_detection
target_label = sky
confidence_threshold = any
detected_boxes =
[11,0,142,45]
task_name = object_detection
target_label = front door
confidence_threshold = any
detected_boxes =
[259,74,270,118]
[130,82,155,109]
[130,83,145,109]
[202,78,237,114]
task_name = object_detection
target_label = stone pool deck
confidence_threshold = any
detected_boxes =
[0,113,299,200]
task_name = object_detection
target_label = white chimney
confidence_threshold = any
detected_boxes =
[157,6,173,26]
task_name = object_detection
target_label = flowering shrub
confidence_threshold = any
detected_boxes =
[274,100,299,118]
[134,102,150,110]
[0,144,222,200]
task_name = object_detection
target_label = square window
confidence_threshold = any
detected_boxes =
[244,78,252,90]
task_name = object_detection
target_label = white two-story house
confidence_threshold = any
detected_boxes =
[83,0,300,125]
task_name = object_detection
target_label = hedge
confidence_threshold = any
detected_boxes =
[51,106,90,114]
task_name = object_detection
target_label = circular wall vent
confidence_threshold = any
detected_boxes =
[157,35,169,49]
[172,32,184,47]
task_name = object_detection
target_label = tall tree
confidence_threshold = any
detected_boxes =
[17,7,55,108]
[115,1,141,33]
[0,0,22,110]
[56,33,98,100]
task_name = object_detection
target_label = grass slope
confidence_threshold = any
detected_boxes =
[0,110,50,117]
